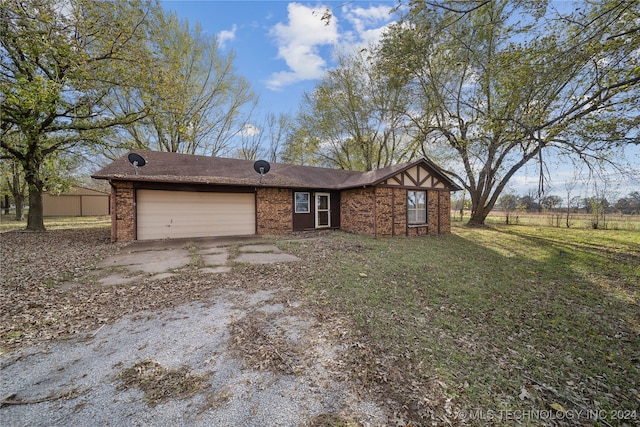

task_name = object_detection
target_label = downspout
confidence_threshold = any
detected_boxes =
[254,188,259,235]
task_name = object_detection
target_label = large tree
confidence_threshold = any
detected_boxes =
[381,0,640,224]
[104,9,257,158]
[286,48,415,171]
[1,0,155,230]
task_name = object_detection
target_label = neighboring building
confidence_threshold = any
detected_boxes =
[92,151,461,242]
[43,186,110,217]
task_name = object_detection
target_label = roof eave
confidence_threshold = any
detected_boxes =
[92,156,464,191]
[90,174,344,190]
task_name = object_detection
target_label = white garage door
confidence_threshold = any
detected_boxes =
[136,190,255,240]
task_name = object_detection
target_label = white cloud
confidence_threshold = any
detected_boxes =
[343,5,392,32]
[266,3,396,91]
[341,4,394,47]
[240,123,260,137]
[266,3,338,90]
[217,24,237,48]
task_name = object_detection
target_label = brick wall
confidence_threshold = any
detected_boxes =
[407,225,429,237]
[427,190,439,235]
[439,190,451,233]
[256,188,292,235]
[374,187,407,237]
[392,188,407,236]
[340,188,376,235]
[109,182,452,242]
[342,186,452,237]
[112,181,134,242]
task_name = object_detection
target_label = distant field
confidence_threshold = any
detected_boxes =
[453,210,640,231]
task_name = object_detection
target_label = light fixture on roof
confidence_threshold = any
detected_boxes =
[127,153,146,175]
[253,159,270,184]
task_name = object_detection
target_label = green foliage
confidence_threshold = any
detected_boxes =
[104,8,256,158]
[285,48,415,171]
[0,155,27,220]
[280,126,321,166]
[379,0,640,224]
[1,0,156,230]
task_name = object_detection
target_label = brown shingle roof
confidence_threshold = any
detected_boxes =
[92,150,461,191]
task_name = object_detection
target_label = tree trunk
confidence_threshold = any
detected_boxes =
[25,175,45,231]
[467,206,491,225]
[466,189,494,226]
[14,193,24,221]
[26,187,45,230]
[3,194,9,215]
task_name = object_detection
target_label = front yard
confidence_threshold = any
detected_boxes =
[281,225,640,426]
[1,223,638,425]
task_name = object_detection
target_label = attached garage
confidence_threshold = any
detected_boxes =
[93,151,461,242]
[136,190,255,240]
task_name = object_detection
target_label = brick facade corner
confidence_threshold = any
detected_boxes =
[256,188,292,235]
[112,181,135,242]
[439,191,452,233]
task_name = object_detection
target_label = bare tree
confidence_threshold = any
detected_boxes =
[265,112,292,163]
[286,48,415,171]
[104,9,257,158]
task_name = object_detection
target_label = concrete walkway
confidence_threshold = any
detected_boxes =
[97,238,299,286]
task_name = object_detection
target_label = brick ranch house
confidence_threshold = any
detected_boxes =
[92,150,461,242]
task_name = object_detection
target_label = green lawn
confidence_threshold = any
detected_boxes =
[282,225,640,425]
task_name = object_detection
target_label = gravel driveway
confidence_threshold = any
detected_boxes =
[0,228,386,426]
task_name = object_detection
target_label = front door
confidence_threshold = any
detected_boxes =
[315,193,330,228]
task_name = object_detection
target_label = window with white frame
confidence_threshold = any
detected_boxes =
[407,191,427,224]
[295,192,310,213]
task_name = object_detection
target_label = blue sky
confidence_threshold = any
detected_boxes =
[161,0,397,117]
[160,1,639,199]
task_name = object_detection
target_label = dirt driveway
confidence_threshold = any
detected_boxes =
[0,229,386,426]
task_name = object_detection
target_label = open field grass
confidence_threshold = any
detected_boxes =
[283,225,640,425]
[459,211,640,231]
[0,214,110,232]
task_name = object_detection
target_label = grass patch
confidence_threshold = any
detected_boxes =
[289,227,639,425]
[115,359,209,406]
[0,215,110,232]
[481,212,640,231]
[308,413,361,426]
[184,242,205,269]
